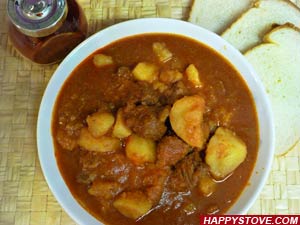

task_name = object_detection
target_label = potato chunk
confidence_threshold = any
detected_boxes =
[78,128,120,152]
[205,127,247,179]
[152,42,173,63]
[93,54,114,67]
[170,95,206,148]
[125,134,156,164]
[185,64,202,88]
[112,109,132,139]
[132,62,159,83]
[198,174,216,197]
[113,191,152,220]
[86,112,115,138]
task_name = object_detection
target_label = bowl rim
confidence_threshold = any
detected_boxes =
[37,18,275,225]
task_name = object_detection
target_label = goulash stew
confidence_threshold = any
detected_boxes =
[52,34,259,225]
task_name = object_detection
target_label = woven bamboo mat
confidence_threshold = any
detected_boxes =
[0,0,299,224]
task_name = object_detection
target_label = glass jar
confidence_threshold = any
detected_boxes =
[7,0,88,64]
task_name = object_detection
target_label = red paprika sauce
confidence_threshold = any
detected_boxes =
[52,34,259,225]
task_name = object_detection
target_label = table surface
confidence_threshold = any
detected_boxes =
[0,0,299,224]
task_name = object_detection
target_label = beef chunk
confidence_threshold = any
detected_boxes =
[142,165,170,205]
[79,150,102,170]
[79,151,131,184]
[157,136,190,167]
[123,104,167,140]
[88,179,123,200]
[162,81,190,105]
[56,122,82,151]
[76,172,96,185]
[168,152,205,192]
[139,81,161,105]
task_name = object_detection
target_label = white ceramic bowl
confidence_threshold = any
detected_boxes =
[37,18,275,225]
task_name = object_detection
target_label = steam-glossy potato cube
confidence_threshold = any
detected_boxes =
[125,134,156,164]
[112,109,132,139]
[86,112,115,137]
[132,62,159,83]
[159,69,183,84]
[152,42,173,63]
[198,174,216,197]
[185,64,202,88]
[78,128,120,152]
[205,127,247,179]
[170,95,206,148]
[93,54,114,67]
[113,191,152,220]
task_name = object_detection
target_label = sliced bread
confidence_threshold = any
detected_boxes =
[290,0,300,5]
[188,0,253,34]
[244,24,300,156]
[222,0,300,53]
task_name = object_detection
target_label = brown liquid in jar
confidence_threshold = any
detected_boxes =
[8,0,87,64]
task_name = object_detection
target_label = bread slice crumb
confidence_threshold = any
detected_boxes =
[245,24,300,156]
[188,0,253,34]
[221,0,300,53]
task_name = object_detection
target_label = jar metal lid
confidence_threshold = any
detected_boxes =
[7,0,68,37]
